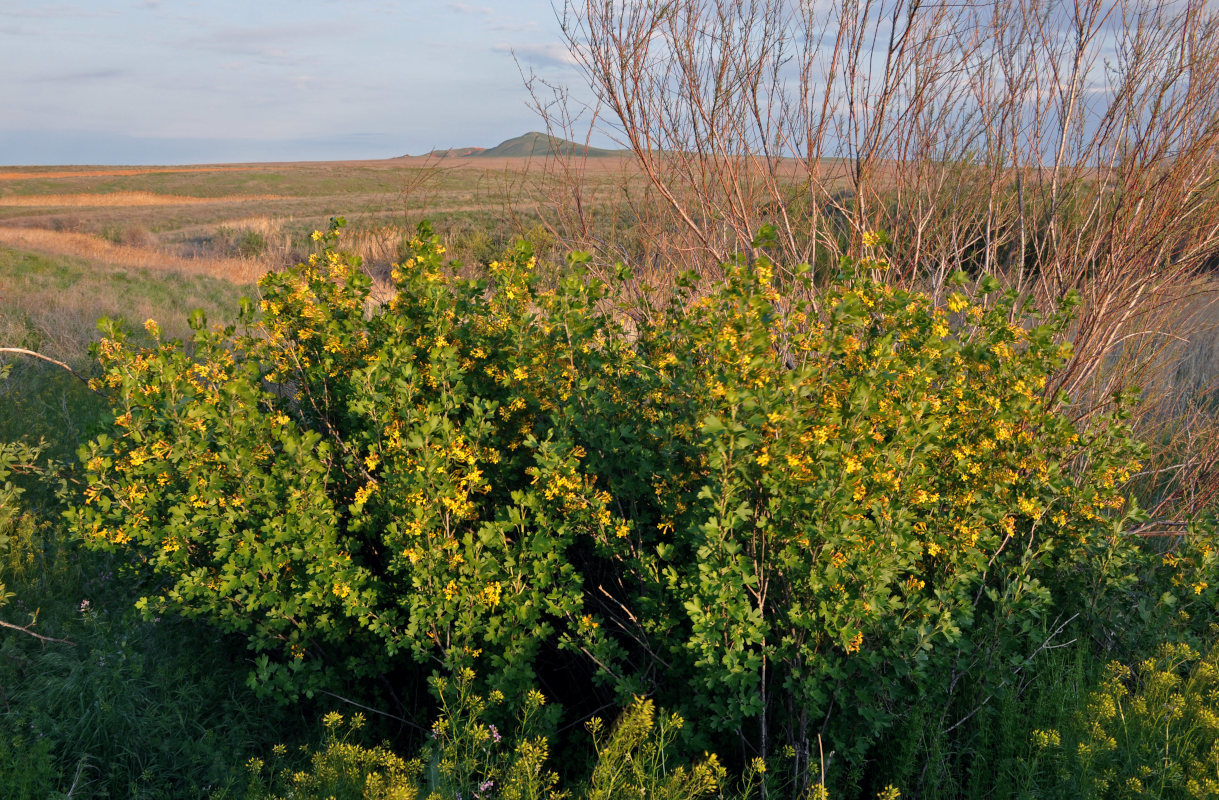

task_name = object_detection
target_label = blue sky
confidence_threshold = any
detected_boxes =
[0,0,586,165]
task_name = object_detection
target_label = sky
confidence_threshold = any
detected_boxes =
[0,0,590,165]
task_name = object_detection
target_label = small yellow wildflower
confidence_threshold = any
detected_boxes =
[845,630,864,654]
[481,582,502,607]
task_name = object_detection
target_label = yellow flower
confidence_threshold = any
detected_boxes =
[845,630,864,654]
[862,231,881,248]
[481,582,502,607]
[1017,495,1040,517]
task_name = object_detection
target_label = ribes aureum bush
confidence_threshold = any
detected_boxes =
[69,220,1148,779]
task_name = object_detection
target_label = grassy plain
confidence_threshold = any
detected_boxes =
[0,155,632,274]
[0,153,636,376]
[0,152,613,451]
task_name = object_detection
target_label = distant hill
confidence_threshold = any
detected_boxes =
[418,133,623,159]
[479,132,622,158]
[425,146,486,158]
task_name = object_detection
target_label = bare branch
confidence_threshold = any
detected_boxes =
[0,617,74,645]
[0,347,99,393]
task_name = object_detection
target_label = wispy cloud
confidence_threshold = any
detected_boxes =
[493,42,577,68]
[491,20,541,33]
[447,2,494,16]
[1,4,118,19]
[30,67,130,84]
[181,21,357,65]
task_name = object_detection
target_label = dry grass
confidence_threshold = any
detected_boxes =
[1118,286,1219,520]
[0,227,268,284]
[0,166,263,181]
[0,192,285,207]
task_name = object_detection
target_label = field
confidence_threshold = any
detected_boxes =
[0,153,635,272]
[3,140,1219,800]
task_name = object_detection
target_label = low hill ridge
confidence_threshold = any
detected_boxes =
[419,132,622,159]
[425,146,485,158]
[480,132,621,158]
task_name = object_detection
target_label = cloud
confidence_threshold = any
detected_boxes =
[493,42,577,68]
[491,20,541,33]
[447,2,494,15]
[0,4,118,19]
[181,21,357,65]
[29,67,130,84]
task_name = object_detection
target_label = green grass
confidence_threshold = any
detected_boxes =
[0,245,251,464]
[0,481,309,800]
[0,246,249,360]
[0,245,314,800]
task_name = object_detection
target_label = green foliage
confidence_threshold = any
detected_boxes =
[0,439,56,625]
[0,734,60,799]
[583,697,725,800]
[245,714,420,800]
[67,220,1163,787]
[423,668,561,800]
[1028,636,1219,799]
[1,412,295,800]
[239,230,268,258]
[246,670,726,800]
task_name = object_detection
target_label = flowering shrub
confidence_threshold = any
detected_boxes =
[69,220,1150,781]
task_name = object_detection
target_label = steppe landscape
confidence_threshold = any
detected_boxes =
[5,0,1219,797]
